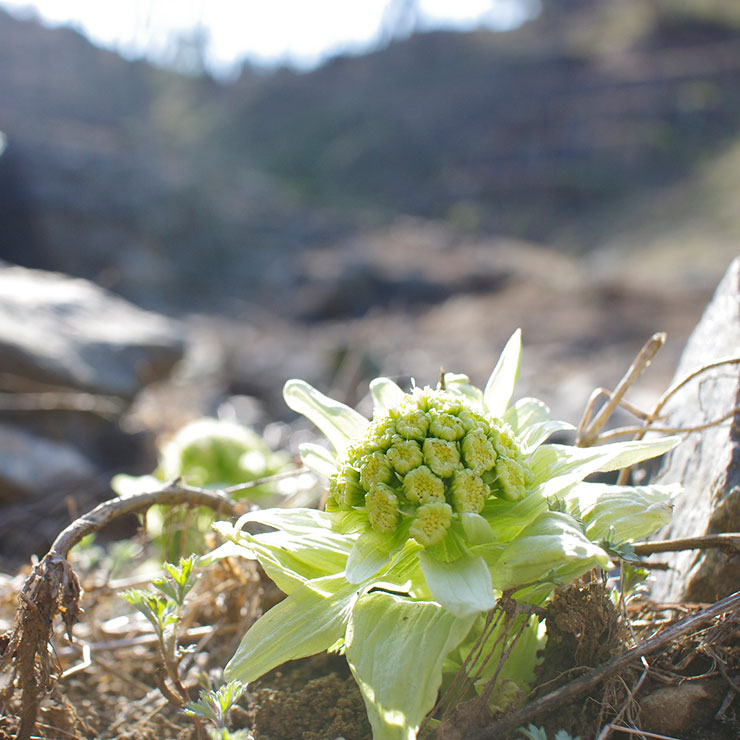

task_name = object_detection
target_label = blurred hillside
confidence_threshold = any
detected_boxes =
[3,0,740,556]
[2,0,740,315]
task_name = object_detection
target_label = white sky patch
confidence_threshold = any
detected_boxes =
[199,1,389,69]
[0,0,532,75]
[420,0,504,28]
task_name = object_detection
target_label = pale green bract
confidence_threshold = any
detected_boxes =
[214,330,680,740]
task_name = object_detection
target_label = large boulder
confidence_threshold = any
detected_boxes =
[644,257,740,603]
[0,264,185,399]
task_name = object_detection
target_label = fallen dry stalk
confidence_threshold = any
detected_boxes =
[0,482,240,740]
[632,532,740,556]
[462,589,740,740]
[577,332,666,447]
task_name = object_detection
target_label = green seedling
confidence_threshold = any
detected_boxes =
[183,680,252,740]
[213,331,680,740]
[120,555,204,733]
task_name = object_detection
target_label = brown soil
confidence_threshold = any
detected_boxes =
[2,547,740,740]
[246,666,370,740]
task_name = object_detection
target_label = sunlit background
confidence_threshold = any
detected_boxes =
[1,0,740,558]
[0,0,535,75]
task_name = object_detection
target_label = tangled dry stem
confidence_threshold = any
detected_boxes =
[461,589,740,740]
[575,333,740,488]
[0,482,241,740]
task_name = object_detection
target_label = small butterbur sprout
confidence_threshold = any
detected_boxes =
[450,469,488,513]
[403,465,446,504]
[371,417,397,449]
[387,437,424,475]
[410,501,453,546]
[359,451,394,489]
[365,483,400,533]
[423,437,461,477]
[461,428,497,473]
[490,426,520,458]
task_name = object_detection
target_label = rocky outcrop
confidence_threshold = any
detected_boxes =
[643,257,740,603]
[0,264,185,399]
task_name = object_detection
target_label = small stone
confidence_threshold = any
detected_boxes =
[639,679,725,736]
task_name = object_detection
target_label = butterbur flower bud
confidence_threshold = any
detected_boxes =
[333,466,365,508]
[359,451,394,490]
[423,438,461,477]
[365,483,400,533]
[490,427,519,458]
[410,502,453,546]
[458,409,490,434]
[370,417,397,450]
[429,412,465,441]
[403,465,445,505]
[461,429,497,473]
[414,391,438,413]
[387,437,424,475]
[450,469,489,513]
[395,410,429,441]
[496,456,528,501]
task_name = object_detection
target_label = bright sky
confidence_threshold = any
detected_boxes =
[0,0,533,77]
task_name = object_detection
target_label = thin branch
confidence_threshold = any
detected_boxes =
[645,356,740,437]
[54,623,238,658]
[606,727,681,740]
[616,356,740,484]
[595,662,649,740]
[632,533,740,556]
[48,482,240,558]
[222,466,310,496]
[593,405,740,443]
[462,590,740,740]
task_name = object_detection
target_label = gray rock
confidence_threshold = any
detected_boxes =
[0,422,96,504]
[0,265,185,399]
[643,257,740,603]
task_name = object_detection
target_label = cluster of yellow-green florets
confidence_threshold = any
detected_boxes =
[327,390,534,547]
